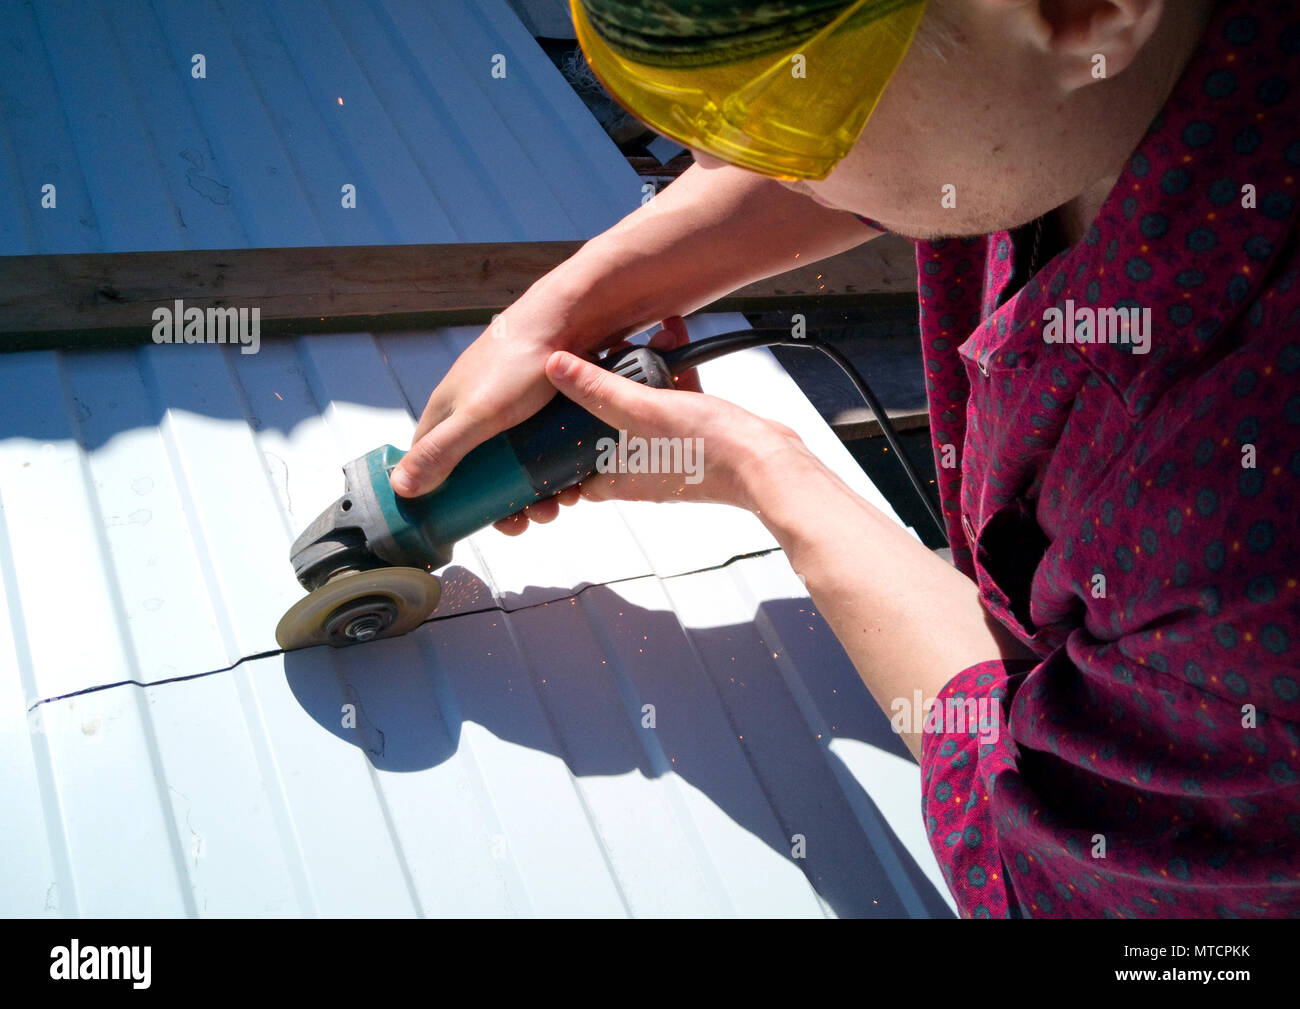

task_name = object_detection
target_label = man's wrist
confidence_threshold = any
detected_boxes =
[524,232,669,354]
[738,427,923,587]
[733,428,841,526]
[508,267,599,354]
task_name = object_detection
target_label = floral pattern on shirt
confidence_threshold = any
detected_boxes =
[914,0,1300,918]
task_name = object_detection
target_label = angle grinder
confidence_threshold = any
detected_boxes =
[274,344,674,650]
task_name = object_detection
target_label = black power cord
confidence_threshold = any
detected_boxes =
[656,326,949,544]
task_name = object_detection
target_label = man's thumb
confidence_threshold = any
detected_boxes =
[545,351,614,414]
[390,412,482,497]
[547,349,670,430]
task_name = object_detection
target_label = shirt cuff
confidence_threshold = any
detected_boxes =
[918,657,1037,918]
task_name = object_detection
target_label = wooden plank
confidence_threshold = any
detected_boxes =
[721,234,917,313]
[830,405,931,442]
[0,236,916,350]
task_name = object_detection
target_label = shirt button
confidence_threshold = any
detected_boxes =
[977,356,990,377]
[962,512,976,546]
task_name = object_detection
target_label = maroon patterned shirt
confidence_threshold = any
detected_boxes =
[907,0,1300,917]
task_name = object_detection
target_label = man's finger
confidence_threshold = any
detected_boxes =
[654,316,690,345]
[494,510,529,535]
[579,476,617,502]
[647,317,700,392]
[545,351,666,430]
[555,484,582,507]
[524,498,561,524]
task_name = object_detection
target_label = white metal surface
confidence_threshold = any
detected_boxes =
[0,0,639,254]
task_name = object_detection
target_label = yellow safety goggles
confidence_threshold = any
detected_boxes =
[570,0,927,181]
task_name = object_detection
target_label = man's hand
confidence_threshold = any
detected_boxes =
[493,319,806,534]
[390,307,571,498]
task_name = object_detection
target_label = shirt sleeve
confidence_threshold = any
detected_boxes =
[919,657,1037,918]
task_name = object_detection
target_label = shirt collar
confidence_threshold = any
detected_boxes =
[965,0,1299,417]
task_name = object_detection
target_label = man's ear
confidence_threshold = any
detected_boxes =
[1019,0,1166,89]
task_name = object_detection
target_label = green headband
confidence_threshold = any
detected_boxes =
[580,0,927,68]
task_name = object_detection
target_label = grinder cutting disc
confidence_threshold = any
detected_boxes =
[275,567,442,651]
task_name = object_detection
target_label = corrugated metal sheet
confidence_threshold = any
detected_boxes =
[0,0,641,254]
[504,0,577,39]
[1,315,954,917]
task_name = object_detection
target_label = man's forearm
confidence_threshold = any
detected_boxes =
[744,441,1037,761]
[523,162,879,348]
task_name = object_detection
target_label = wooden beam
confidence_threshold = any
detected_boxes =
[626,153,694,177]
[0,235,916,350]
[718,234,917,313]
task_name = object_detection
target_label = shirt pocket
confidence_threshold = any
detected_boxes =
[970,497,1052,648]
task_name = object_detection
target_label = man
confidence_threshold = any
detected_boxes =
[391,0,1299,917]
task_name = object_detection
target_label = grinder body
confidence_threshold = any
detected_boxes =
[301,392,624,580]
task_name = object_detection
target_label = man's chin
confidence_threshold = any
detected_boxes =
[785,183,1028,241]
[860,217,954,241]
[867,216,1021,242]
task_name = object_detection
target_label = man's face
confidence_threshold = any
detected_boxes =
[697,0,1205,241]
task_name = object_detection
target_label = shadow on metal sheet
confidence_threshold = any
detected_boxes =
[281,567,955,919]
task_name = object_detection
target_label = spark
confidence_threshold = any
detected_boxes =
[337,97,344,105]
[273,391,283,400]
